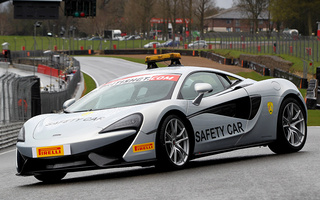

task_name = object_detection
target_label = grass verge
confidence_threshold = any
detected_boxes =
[82,72,96,96]
[308,110,320,126]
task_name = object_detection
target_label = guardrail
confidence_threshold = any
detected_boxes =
[0,122,23,150]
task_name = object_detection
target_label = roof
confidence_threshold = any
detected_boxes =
[205,7,269,20]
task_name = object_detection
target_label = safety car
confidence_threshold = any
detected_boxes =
[16,53,307,182]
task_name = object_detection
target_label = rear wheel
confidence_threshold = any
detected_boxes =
[34,172,67,183]
[269,98,307,154]
[156,115,191,170]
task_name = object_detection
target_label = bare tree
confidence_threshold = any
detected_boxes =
[165,0,179,40]
[139,0,155,38]
[194,0,215,38]
[235,0,269,33]
[74,0,127,37]
[0,3,13,35]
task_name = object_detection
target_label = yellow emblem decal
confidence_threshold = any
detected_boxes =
[267,102,274,115]
[81,111,93,116]
[133,142,155,153]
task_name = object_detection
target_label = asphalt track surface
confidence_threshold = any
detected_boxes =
[1,57,320,199]
[76,56,146,86]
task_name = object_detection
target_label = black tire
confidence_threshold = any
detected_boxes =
[269,98,307,154]
[156,115,191,170]
[34,172,67,183]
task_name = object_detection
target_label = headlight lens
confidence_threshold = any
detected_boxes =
[99,113,143,134]
[17,127,25,142]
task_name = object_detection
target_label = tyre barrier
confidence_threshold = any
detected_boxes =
[200,51,225,64]
[64,50,95,55]
[0,122,23,150]
[245,61,271,76]
[306,79,318,109]
[273,68,308,89]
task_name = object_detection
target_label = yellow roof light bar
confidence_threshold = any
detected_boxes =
[145,53,182,69]
[145,53,181,63]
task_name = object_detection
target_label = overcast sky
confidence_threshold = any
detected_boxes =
[216,0,234,9]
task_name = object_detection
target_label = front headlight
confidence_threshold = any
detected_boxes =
[17,127,25,142]
[99,113,143,134]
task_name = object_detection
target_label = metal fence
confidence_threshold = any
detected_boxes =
[0,73,39,123]
[40,58,81,113]
[206,32,320,62]
[1,32,319,63]
[0,55,80,123]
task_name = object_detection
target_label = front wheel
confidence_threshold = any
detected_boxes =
[156,115,191,170]
[269,98,307,154]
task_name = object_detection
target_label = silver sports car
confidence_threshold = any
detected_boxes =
[16,53,307,182]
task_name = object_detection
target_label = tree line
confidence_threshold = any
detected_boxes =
[0,0,319,38]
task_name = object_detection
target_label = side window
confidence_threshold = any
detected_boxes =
[217,74,232,88]
[180,72,226,100]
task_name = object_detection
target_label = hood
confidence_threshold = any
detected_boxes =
[33,105,147,141]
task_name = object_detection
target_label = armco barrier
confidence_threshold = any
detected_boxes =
[247,62,271,76]
[274,68,308,89]
[0,122,24,150]
[200,51,225,64]
[63,50,95,55]
[13,63,37,72]
[104,49,155,55]
[162,49,199,56]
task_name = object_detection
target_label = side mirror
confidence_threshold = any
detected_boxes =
[192,83,213,106]
[63,98,75,110]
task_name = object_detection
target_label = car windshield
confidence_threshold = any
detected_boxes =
[66,74,181,112]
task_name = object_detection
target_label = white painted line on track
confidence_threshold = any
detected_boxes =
[81,69,99,87]
[0,149,15,156]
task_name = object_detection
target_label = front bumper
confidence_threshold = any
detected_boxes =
[16,132,155,176]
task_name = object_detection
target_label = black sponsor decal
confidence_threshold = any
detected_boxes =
[195,122,244,142]
[188,95,261,120]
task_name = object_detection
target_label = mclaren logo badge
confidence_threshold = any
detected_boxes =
[267,102,274,114]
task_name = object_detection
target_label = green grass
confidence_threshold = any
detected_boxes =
[0,35,166,51]
[82,72,96,96]
[237,71,273,81]
[307,110,320,126]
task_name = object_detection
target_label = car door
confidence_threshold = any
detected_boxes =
[179,72,252,154]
